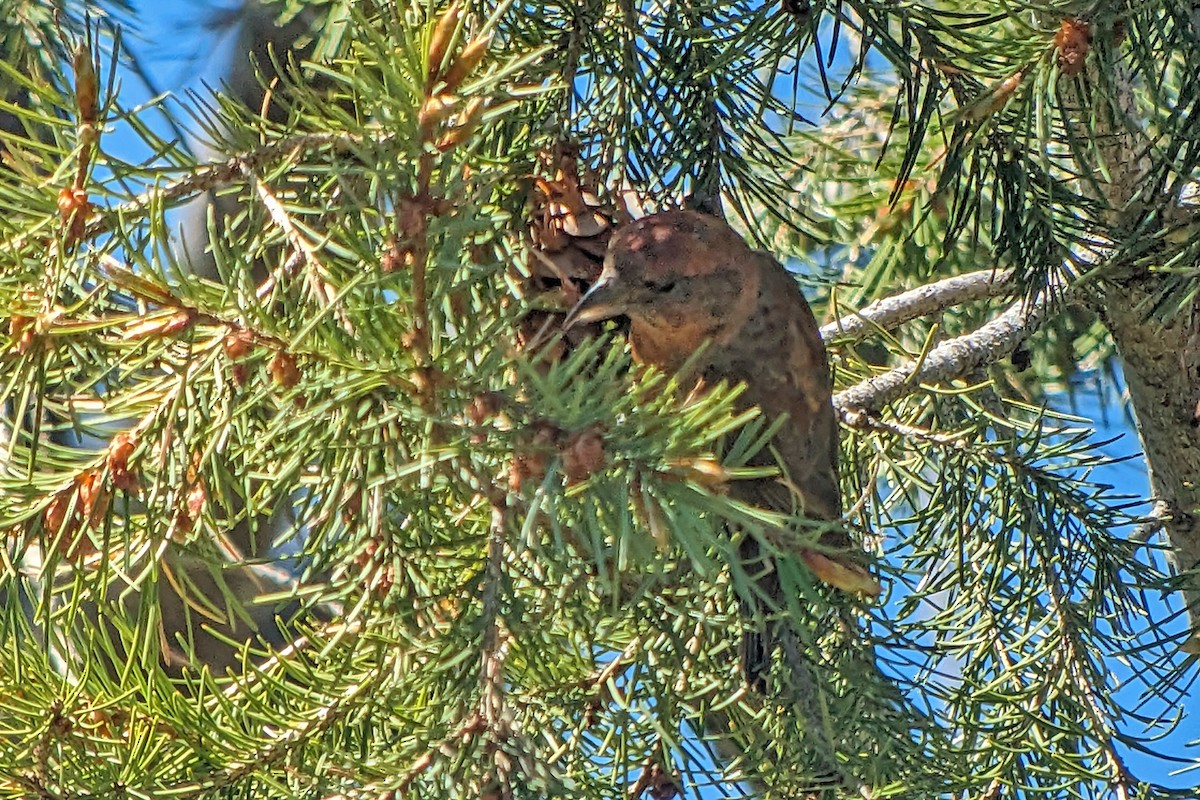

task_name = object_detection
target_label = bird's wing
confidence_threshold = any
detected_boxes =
[720,254,843,526]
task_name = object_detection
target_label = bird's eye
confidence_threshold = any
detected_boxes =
[644,280,677,294]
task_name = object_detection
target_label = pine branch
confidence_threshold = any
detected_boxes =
[833,290,1059,416]
[6,1,1198,796]
[0,131,372,255]
[1040,555,1141,796]
[395,713,487,796]
[1058,6,1200,649]
[167,670,379,797]
[822,268,1015,343]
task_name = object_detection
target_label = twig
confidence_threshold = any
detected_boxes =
[241,164,324,267]
[480,501,514,794]
[167,669,378,797]
[100,133,364,238]
[822,268,1015,344]
[255,250,306,301]
[1,131,373,256]
[241,165,327,277]
[408,156,437,368]
[1041,558,1141,799]
[840,407,979,453]
[833,291,1058,416]
[8,773,61,800]
[241,164,354,334]
[586,637,641,690]
[396,713,488,795]
[220,619,358,700]
[481,504,507,679]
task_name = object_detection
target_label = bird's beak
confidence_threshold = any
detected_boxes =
[563,275,625,329]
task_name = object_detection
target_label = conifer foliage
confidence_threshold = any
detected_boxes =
[0,0,1197,798]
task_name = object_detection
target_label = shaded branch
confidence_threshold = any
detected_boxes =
[112,132,368,225]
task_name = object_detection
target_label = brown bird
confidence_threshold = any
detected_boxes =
[564,209,876,688]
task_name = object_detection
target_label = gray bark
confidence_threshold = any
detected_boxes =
[1096,275,1200,640]
[1059,29,1200,646]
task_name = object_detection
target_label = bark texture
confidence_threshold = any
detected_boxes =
[1061,24,1200,644]
[1097,276,1200,638]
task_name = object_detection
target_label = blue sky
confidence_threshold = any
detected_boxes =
[105,0,1199,791]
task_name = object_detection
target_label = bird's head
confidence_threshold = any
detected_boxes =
[563,210,759,338]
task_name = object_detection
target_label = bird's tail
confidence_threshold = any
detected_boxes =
[740,598,772,691]
[739,554,851,793]
[739,544,874,688]
[738,537,780,690]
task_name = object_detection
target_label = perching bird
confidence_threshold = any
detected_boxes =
[564,209,875,688]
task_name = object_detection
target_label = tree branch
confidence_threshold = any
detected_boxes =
[822,268,1015,344]
[396,713,488,796]
[1058,18,1200,647]
[833,292,1056,416]
[0,131,372,256]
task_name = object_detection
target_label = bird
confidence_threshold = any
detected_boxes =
[563,209,876,688]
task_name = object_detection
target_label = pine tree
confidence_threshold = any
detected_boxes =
[0,0,1196,798]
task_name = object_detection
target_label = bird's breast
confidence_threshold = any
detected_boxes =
[629,316,729,375]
